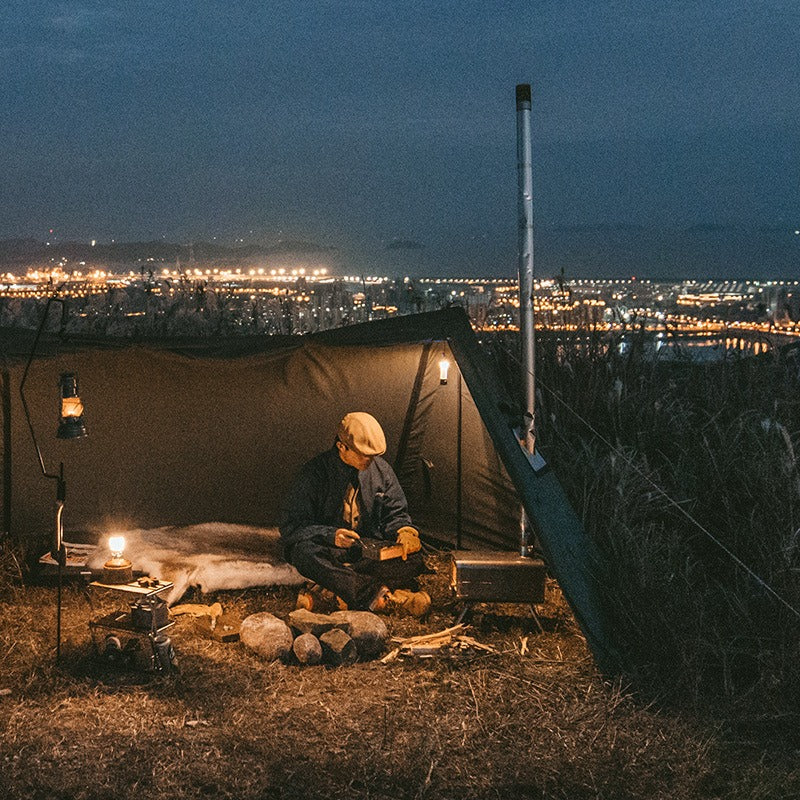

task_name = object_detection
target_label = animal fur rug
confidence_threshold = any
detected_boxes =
[87,523,304,605]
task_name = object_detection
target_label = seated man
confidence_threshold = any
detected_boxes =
[280,412,430,616]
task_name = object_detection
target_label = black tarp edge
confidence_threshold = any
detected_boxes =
[435,311,621,675]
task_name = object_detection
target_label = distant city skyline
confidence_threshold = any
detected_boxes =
[3,258,798,349]
[2,2,798,277]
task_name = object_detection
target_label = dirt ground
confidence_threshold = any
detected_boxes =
[1,553,798,800]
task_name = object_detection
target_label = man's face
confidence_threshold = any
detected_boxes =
[336,440,374,471]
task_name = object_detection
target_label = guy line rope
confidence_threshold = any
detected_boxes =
[497,341,800,623]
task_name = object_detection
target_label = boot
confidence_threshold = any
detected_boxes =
[296,584,347,613]
[295,583,318,612]
[388,589,431,618]
[371,587,431,618]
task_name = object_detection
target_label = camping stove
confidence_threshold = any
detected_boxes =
[450,551,546,604]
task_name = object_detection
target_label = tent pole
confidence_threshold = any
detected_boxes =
[456,368,463,549]
[394,341,432,479]
[1,368,11,545]
[516,83,536,557]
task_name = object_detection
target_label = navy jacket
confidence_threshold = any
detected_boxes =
[280,446,413,556]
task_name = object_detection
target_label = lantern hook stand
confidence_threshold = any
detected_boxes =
[18,292,73,664]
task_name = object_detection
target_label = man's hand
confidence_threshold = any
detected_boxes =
[396,526,421,560]
[334,528,360,548]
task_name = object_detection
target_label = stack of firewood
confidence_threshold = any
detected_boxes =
[381,624,498,662]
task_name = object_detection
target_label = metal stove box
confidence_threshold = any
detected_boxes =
[450,551,546,603]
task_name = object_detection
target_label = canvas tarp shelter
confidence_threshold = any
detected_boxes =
[1,307,618,671]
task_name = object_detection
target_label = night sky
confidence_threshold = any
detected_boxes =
[2,2,798,277]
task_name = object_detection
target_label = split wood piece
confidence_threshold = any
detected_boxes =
[381,624,467,663]
[399,635,497,658]
[319,628,358,666]
[390,624,467,647]
[380,648,400,664]
[191,611,242,642]
[171,602,223,624]
[454,635,498,653]
[400,645,445,657]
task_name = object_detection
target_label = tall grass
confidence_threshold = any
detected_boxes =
[488,331,800,714]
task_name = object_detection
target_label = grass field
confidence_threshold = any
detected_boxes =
[527,335,800,718]
[2,334,800,798]
[1,546,799,799]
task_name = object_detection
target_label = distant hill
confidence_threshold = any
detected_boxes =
[534,224,800,281]
[0,226,797,280]
[0,239,336,269]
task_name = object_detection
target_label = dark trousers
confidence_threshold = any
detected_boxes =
[287,538,426,610]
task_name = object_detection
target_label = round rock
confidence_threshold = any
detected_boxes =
[288,608,340,637]
[330,610,389,659]
[240,612,293,662]
[293,633,323,665]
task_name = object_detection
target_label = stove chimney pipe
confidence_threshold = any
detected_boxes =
[516,83,536,556]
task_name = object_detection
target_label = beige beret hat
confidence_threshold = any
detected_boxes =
[337,412,386,457]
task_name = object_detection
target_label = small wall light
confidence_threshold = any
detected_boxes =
[439,358,450,385]
[57,373,87,439]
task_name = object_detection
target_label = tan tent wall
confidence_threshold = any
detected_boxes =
[403,352,520,546]
[2,337,518,555]
[2,309,620,673]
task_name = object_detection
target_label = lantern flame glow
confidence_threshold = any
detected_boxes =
[108,536,126,558]
[61,396,84,419]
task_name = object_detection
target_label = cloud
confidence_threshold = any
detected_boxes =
[40,45,88,64]
[48,5,121,32]
[386,239,425,251]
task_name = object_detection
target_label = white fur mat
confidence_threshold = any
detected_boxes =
[87,523,305,605]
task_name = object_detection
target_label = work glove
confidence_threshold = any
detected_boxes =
[334,528,360,548]
[395,526,421,560]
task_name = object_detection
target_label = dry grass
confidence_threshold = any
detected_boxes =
[1,546,799,799]
[495,332,800,716]
[2,329,799,798]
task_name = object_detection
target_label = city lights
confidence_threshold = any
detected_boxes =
[0,265,797,345]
